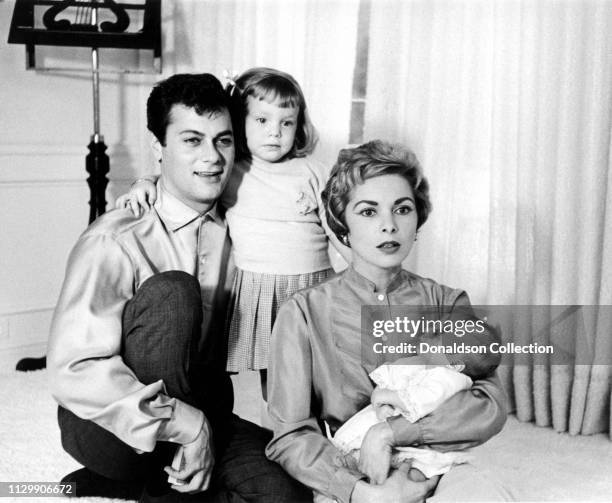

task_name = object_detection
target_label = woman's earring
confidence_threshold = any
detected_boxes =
[341,234,351,247]
[414,232,419,242]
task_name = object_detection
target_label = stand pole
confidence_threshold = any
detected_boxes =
[86,5,109,224]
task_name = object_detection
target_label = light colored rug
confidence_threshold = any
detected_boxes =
[1,370,611,502]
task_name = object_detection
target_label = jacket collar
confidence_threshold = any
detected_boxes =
[344,265,408,294]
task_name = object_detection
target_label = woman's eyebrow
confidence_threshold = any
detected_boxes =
[352,199,378,208]
[395,196,415,204]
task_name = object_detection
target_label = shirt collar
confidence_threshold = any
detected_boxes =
[344,265,407,294]
[154,180,225,232]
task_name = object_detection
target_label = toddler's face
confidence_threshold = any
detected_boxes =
[244,96,298,163]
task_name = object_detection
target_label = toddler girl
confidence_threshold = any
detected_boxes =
[117,67,349,396]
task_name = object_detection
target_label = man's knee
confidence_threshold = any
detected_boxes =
[124,270,202,325]
[122,271,203,384]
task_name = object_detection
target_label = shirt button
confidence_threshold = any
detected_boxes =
[377,294,385,301]
[200,256,206,264]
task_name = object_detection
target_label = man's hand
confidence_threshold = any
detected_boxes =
[351,464,439,503]
[358,421,394,484]
[164,417,214,494]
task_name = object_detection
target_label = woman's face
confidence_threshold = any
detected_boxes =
[345,174,418,279]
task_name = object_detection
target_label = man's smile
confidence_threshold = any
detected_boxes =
[193,170,223,178]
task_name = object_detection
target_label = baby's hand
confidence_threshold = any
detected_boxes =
[375,404,397,421]
[371,387,402,420]
[116,179,157,217]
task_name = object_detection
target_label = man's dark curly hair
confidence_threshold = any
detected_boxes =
[147,73,235,145]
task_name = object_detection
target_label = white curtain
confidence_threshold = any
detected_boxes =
[161,0,360,165]
[365,0,612,437]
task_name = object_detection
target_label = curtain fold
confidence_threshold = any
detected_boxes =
[365,0,612,438]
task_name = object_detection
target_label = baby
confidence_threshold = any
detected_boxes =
[315,360,473,502]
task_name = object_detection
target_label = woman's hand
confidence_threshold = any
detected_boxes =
[358,421,395,484]
[351,464,439,503]
[115,179,158,216]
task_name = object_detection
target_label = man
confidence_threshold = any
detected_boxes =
[48,73,309,502]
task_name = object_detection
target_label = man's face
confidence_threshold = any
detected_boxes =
[153,104,235,213]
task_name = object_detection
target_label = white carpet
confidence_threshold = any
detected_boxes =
[0,370,123,503]
[1,370,611,502]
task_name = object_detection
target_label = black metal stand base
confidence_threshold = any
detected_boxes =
[15,356,47,371]
[86,137,110,224]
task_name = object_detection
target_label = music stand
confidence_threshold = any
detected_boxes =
[8,0,162,371]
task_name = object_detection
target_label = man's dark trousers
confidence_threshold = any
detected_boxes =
[58,271,310,502]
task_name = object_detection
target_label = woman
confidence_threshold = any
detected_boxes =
[265,140,511,503]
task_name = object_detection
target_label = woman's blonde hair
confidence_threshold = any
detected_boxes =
[322,140,432,242]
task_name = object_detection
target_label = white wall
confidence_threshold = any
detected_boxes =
[0,1,158,367]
